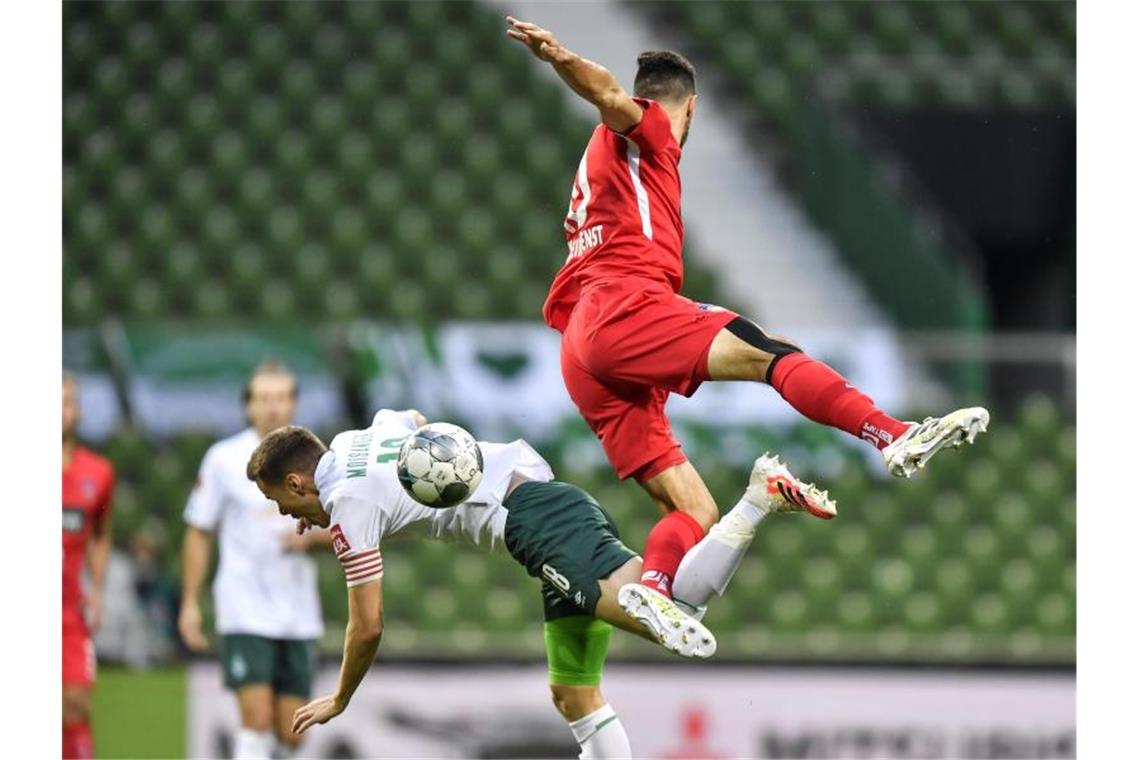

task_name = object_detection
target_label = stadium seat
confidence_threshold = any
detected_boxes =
[67,0,737,326]
[66,1,1073,663]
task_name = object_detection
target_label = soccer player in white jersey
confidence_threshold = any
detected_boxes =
[178,360,331,759]
[244,409,835,759]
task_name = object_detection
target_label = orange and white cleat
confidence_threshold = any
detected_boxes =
[746,453,838,520]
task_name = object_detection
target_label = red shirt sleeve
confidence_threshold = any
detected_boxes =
[616,98,676,155]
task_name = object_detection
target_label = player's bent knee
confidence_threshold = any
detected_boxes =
[239,702,274,732]
[688,501,719,531]
[276,728,304,747]
[549,684,604,722]
[713,317,803,383]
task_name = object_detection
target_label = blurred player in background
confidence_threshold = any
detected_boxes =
[244,410,833,759]
[178,359,330,759]
[62,373,115,760]
[505,16,989,609]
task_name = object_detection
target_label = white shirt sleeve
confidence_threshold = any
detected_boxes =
[184,446,227,530]
[329,496,385,588]
[370,408,422,432]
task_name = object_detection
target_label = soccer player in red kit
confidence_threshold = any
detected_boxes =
[505,17,989,607]
[62,374,115,759]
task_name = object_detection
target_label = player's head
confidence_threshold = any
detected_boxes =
[63,372,79,441]
[633,50,697,146]
[247,425,331,526]
[244,358,298,437]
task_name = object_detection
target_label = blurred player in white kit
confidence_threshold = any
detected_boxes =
[178,359,331,759]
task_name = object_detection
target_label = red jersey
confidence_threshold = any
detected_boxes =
[62,447,114,629]
[543,98,684,332]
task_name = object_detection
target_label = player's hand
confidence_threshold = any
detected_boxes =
[292,694,346,735]
[296,517,314,536]
[505,16,575,64]
[178,602,209,652]
[86,589,103,633]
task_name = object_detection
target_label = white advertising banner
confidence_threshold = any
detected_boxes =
[359,324,909,443]
[188,663,1074,759]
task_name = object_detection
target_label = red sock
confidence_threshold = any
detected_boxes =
[770,353,910,450]
[641,511,706,597]
[63,721,93,760]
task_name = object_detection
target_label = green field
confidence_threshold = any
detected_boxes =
[92,667,186,759]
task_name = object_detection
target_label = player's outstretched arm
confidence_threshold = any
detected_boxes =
[505,16,642,133]
[293,579,384,734]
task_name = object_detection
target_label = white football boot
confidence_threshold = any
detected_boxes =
[882,406,991,478]
[617,584,718,659]
[747,453,838,519]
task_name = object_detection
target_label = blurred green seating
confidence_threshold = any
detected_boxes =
[657,0,1073,126]
[63,0,731,325]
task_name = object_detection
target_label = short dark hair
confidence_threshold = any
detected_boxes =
[246,425,327,486]
[633,50,696,104]
[242,357,298,405]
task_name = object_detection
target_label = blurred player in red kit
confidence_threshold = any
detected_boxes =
[506,17,989,615]
[62,373,115,759]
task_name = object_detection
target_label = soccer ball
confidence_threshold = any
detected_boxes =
[396,422,484,508]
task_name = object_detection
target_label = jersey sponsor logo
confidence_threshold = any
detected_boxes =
[331,524,351,556]
[62,508,86,533]
[566,224,605,262]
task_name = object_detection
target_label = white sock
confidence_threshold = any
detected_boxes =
[233,728,275,759]
[568,704,632,759]
[671,496,771,620]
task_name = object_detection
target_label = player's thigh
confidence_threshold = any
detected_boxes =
[706,318,802,383]
[270,638,315,744]
[639,460,720,529]
[592,557,666,642]
[578,288,739,395]
[544,614,612,717]
[220,634,276,728]
[235,684,275,730]
[564,359,686,481]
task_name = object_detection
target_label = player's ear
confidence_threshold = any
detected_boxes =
[285,472,304,496]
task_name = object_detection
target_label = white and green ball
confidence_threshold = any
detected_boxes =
[396,422,484,508]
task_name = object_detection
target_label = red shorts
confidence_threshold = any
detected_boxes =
[63,615,95,687]
[560,280,738,481]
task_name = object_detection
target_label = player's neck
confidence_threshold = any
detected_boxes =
[62,437,77,467]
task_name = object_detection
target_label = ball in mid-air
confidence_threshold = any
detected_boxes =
[397,422,484,508]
